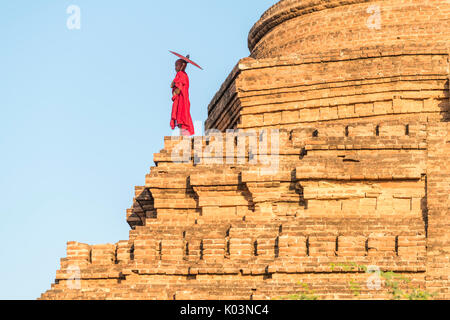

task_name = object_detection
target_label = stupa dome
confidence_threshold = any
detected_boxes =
[249,0,450,59]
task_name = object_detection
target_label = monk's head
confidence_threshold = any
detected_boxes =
[175,59,187,72]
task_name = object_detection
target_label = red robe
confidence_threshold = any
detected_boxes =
[171,71,195,136]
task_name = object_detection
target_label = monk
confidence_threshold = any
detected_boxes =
[170,58,195,136]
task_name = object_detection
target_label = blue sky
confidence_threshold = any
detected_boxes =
[0,0,277,300]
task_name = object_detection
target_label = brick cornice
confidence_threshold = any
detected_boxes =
[248,0,374,53]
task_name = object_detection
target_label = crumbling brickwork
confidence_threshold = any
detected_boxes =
[40,0,449,300]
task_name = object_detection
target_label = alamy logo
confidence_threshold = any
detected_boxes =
[66,264,81,290]
[366,265,382,290]
[366,5,382,30]
[67,5,81,30]
[171,129,280,176]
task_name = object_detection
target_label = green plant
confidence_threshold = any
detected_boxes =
[275,263,437,301]
[349,279,361,297]
[276,283,318,300]
[331,263,436,300]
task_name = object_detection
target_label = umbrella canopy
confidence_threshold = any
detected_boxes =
[169,51,203,70]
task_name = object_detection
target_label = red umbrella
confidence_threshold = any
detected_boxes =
[169,51,203,70]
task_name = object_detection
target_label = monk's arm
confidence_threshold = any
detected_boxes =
[172,81,183,96]
[172,73,184,96]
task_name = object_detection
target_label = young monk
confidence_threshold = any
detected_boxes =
[170,58,195,136]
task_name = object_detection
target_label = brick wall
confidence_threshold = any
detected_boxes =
[248,0,450,59]
[206,52,449,131]
[40,0,449,300]
[425,122,450,298]
[41,119,444,300]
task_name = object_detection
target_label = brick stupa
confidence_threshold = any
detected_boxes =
[41,0,450,300]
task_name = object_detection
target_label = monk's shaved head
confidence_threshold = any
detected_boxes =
[175,59,187,72]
